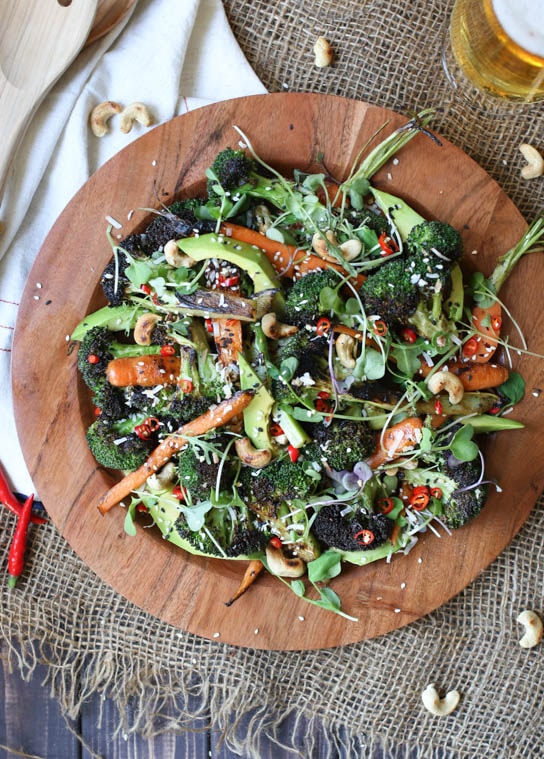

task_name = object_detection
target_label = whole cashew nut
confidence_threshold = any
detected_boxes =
[339,238,363,261]
[517,609,543,648]
[335,332,357,369]
[261,312,299,339]
[235,437,273,468]
[120,102,155,134]
[265,544,306,577]
[426,370,464,405]
[519,143,544,179]
[146,462,177,492]
[421,684,460,717]
[314,36,334,68]
[164,239,196,268]
[90,101,122,137]
[312,230,338,262]
[133,313,162,345]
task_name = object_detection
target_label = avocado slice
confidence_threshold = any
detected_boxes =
[176,233,282,294]
[238,352,275,450]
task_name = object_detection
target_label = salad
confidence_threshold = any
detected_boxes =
[72,110,544,619]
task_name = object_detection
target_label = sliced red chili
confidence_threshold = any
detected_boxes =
[179,379,194,394]
[354,529,375,546]
[317,390,331,399]
[491,316,502,332]
[87,354,100,364]
[140,284,152,295]
[205,318,214,333]
[134,423,152,440]
[144,417,161,432]
[136,503,149,513]
[269,422,284,437]
[410,485,430,511]
[373,320,388,336]
[269,536,283,549]
[462,336,479,357]
[430,487,443,499]
[160,344,176,356]
[315,398,333,413]
[400,327,417,344]
[94,407,102,417]
[316,317,331,336]
[218,274,239,288]
[152,293,161,305]
[434,399,443,415]
[287,444,300,463]
[172,485,185,500]
[377,497,394,514]
[378,232,398,256]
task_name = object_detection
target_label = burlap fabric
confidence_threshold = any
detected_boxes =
[2,1,543,756]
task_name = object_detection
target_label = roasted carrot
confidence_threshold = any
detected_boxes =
[219,221,365,285]
[445,360,509,391]
[98,390,255,514]
[106,355,181,387]
[224,559,264,606]
[367,417,423,469]
[464,300,502,363]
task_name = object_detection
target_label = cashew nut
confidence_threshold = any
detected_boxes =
[164,239,196,268]
[517,609,543,648]
[335,332,357,369]
[119,102,155,134]
[314,36,334,68]
[519,143,544,179]
[426,370,464,405]
[339,238,363,261]
[311,230,338,262]
[146,462,177,492]
[133,313,162,345]
[254,204,273,235]
[234,437,273,468]
[90,101,122,137]
[421,684,460,717]
[265,544,306,577]
[261,312,298,339]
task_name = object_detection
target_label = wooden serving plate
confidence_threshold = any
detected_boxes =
[12,94,543,650]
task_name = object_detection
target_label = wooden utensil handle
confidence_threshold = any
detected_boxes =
[0,73,37,202]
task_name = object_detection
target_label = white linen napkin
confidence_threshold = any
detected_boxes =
[0,0,266,495]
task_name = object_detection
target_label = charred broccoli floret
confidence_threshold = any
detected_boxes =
[312,503,393,551]
[275,330,328,377]
[359,258,419,327]
[406,220,463,263]
[86,418,154,470]
[174,501,268,558]
[206,147,256,199]
[177,441,233,503]
[404,453,488,530]
[283,270,340,327]
[238,455,317,512]
[312,420,376,471]
[77,327,117,392]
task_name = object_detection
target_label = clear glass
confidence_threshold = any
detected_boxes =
[448,0,544,102]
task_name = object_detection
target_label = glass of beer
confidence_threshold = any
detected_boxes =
[449,0,544,102]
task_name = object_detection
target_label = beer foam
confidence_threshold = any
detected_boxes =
[492,0,544,58]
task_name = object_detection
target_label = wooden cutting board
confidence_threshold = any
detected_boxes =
[12,94,542,650]
[87,0,138,47]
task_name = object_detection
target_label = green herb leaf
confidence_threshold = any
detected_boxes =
[124,499,138,536]
[450,424,479,461]
[498,371,525,405]
[307,550,342,583]
[290,579,306,597]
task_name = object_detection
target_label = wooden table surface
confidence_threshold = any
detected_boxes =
[1,639,397,758]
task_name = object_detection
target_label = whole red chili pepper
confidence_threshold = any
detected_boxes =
[0,466,46,525]
[8,493,35,588]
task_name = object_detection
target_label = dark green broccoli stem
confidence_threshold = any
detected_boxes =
[487,214,544,294]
